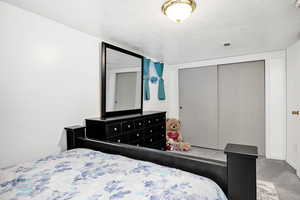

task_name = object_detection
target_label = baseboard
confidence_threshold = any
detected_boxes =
[286,159,297,171]
[190,145,224,152]
[266,154,285,161]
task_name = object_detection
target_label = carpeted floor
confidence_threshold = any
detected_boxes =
[257,180,279,200]
[257,158,300,200]
[168,146,300,200]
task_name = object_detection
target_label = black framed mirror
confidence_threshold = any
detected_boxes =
[101,42,144,118]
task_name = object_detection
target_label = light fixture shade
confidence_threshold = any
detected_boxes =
[162,0,196,23]
[296,0,300,8]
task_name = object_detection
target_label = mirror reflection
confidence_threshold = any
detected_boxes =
[106,48,142,112]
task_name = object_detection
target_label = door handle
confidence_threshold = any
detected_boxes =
[180,106,183,110]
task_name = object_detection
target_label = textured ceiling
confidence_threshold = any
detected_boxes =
[2,0,300,64]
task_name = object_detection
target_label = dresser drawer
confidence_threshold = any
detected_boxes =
[86,120,106,140]
[153,115,166,124]
[130,131,143,141]
[158,132,166,140]
[134,119,144,129]
[129,139,144,147]
[143,117,154,126]
[144,136,155,146]
[153,140,166,151]
[143,127,155,136]
[144,137,165,148]
[106,123,121,137]
[145,132,163,142]
[154,124,165,132]
[108,135,129,144]
[122,121,134,132]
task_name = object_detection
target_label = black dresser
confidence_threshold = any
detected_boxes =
[86,111,166,150]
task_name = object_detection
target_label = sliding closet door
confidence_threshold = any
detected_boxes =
[179,66,218,149]
[218,61,265,155]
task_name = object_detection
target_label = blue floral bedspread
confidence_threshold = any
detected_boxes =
[0,149,227,200]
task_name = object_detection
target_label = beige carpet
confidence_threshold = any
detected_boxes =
[257,180,280,200]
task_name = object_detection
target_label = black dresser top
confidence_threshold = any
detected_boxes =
[87,111,166,122]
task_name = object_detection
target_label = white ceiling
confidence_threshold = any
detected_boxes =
[2,0,300,64]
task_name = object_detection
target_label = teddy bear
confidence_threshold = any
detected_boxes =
[166,118,191,151]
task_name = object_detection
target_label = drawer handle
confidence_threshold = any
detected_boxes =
[128,125,131,128]
[150,138,153,142]
[162,134,164,137]
[139,122,142,126]
[156,118,159,121]
[148,120,151,123]
[137,133,140,137]
[161,126,164,129]
[117,139,121,143]
[150,130,153,133]
[114,128,118,131]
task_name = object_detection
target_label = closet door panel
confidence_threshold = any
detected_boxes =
[179,66,218,149]
[218,61,265,155]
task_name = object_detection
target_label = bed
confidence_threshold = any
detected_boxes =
[0,148,227,200]
[0,126,258,200]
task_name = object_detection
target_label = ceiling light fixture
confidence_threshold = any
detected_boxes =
[162,0,197,23]
[296,0,300,8]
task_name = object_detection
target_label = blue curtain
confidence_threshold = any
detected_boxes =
[143,58,151,100]
[154,62,166,100]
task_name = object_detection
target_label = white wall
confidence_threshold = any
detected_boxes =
[0,2,101,168]
[286,39,300,176]
[0,2,168,168]
[143,62,168,112]
[166,51,287,160]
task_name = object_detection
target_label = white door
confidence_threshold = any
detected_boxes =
[287,42,300,176]
[114,72,137,110]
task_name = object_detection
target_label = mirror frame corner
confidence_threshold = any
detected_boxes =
[101,42,144,118]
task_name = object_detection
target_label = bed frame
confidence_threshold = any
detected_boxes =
[65,125,258,200]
